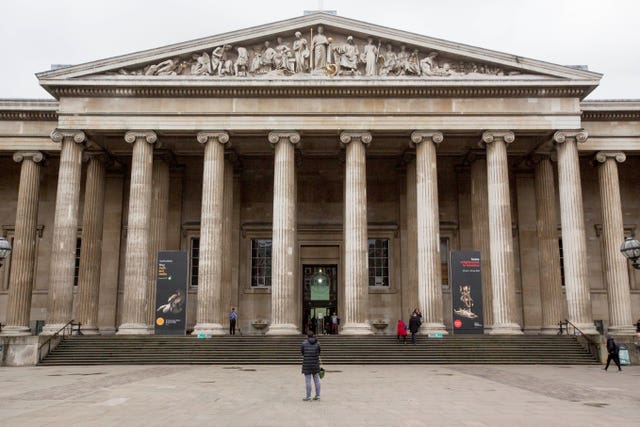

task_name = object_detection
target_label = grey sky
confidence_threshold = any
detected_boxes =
[1,0,638,100]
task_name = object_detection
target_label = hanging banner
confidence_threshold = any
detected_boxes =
[154,251,188,336]
[450,251,484,334]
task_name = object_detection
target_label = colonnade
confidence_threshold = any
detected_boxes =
[0,128,635,336]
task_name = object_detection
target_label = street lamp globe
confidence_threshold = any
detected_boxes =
[0,236,11,264]
[620,237,640,269]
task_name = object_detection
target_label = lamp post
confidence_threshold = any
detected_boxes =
[0,236,11,268]
[620,237,640,270]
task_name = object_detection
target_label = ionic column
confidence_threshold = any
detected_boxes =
[340,131,373,335]
[76,152,107,335]
[481,131,522,335]
[1,152,44,336]
[594,151,635,334]
[470,156,493,330]
[553,130,598,334]
[266,131,300,335]
[220,154,236,327]
[411,131,447,334]
[118,131,158,335]
[146,153,171,331]
[404,154,419,317]
[42,130,86,335]
[533,156,564,334]
[193,132,229,335]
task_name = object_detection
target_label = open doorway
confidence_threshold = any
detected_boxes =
[302,264,338,335]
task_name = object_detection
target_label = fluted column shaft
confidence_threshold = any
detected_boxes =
[470,157,493,329]
[76,154,107,335]
[482,131,522,334]
[533,157,564,334]
[340,131,373,335]
[411,131,447,334]
[118,131,157,335]
[405,156,419,317]
[554,130,598,334]
[266,131,300,335]
[2,152,44,336]
[146,156,170,330]
[595,151,634,334]
[193,132,229,335]
[43,130,86,335]
[220,157,235,327]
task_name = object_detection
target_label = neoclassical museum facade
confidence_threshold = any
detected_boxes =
[1,13,639,338]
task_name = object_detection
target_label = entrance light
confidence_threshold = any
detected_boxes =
[620,237,640,270]
[0,236,11,268]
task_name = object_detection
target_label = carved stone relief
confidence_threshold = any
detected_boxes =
[109,27,529,78]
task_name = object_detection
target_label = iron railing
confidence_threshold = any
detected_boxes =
[558,319,599,359]
[37,320,82,363]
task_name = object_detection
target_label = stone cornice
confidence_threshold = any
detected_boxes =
[0,110,58,121]
[581,110,640,121]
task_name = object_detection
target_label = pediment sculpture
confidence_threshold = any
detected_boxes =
[109,26,528,79]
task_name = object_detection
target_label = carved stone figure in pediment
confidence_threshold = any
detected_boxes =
[261,41,277,70]
[420,52,450,77]
[312,26,330,70]
[144,57,185,76]
[234,47,249,76]
[250,47,262,74]
[275,37,295,74]
[334,36,360,76]
[191,52,212,75]
[362,37,379,76]
[293,31,309,73]
[212,45,233,76]
[379,44,398,76]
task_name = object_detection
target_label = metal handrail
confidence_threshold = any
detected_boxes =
[559,318,599,358]
[37,320,82,362]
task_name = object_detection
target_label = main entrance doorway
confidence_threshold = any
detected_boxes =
[302,264,338,334]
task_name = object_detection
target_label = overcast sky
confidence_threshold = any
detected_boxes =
[1,0,638,100]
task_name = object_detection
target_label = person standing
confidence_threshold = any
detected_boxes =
[408,313,422,345]
[604,334,622,372]
[301,331,321,401]
[331,312,339,335]
[397,319,408,344]
[229,307,238,336]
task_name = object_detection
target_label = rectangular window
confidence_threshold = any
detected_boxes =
[251,239,272,287]
[73,237,81,287]
[440,237,449,286]
[558,238,566,287]
[190,237,200,287]
[368,239,389,287]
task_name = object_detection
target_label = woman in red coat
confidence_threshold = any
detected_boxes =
[397,319,408,344]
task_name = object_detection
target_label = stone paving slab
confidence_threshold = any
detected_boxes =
[0,364,638,426]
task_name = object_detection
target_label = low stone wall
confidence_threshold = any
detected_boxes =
[0,335,60,366]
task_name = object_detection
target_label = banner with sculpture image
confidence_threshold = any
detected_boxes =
[154,251,188,335]
[450,251,484,334]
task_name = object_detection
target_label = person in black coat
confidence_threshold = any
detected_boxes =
[408,313,422,345]
[301,331,322,401]
[604,335,622,372]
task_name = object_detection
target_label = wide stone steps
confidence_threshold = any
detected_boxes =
[39,335,598,366]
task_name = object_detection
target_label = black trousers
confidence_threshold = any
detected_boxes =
[230,319,236,335]
[605,352,621,370]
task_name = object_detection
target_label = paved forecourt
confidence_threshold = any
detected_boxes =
[1,364,639,426]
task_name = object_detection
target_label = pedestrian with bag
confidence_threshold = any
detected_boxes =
[603,334,622,372]
[301,331,322,401]
[408,312,421,345]
[396,319,408,344]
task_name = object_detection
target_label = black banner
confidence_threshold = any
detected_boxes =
[450,250,484,334]
[154,251,188,336]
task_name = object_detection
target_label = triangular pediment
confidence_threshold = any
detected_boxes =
[37,13,601,90]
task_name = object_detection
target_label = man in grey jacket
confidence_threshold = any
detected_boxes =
[301,331,321,401]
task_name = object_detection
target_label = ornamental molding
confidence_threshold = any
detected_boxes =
[0,110,58,121]
[594,151,626,164]
[582,110,640,121]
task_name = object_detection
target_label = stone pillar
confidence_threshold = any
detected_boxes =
[403,154,419,318]
[220,154,236,328]
[193,132,229,335]
[481,130,522,335]
[146,153,171,331]
[340,131,373,335]
[118,131,158,335]
[594,151,635,334]
[1,152,44,336]
[411,131,447,334]
[533,156,564,334]
[553,130,598,334]
[470,156,494,330]
[42,130,86,335]
[266,131,300,335]
[76,152,107,335]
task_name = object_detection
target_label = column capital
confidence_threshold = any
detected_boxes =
[410,130,443,147]
[197,131,230,145]
[268,131,300,146]
[124,130,158,145]
[340,131,372,147]
[13,151,45,164]
[594,151,626,164]
[480,130,515,147]
[51,129,86,144]
[553,129,588,145]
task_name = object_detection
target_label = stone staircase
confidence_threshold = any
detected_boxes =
[39,335,599,366]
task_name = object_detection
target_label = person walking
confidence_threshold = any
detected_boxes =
[603,334,622,372]
[228,307,238,335]
[301,331,321,401]
[396,319,408,344]
[408,313,421,345]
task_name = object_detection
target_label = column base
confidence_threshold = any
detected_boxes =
[41,323,70,336]
[340,322,373,335]
[79,325,100,335]
[419,323,449,335]
[99,326,117,336]
[606,324,637,336]
[192,323,226,336]
[488,323,523,335]
[117,323,153,335]
[0,325,31,337]
[540,325,561,335]
[266,323,300,335]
